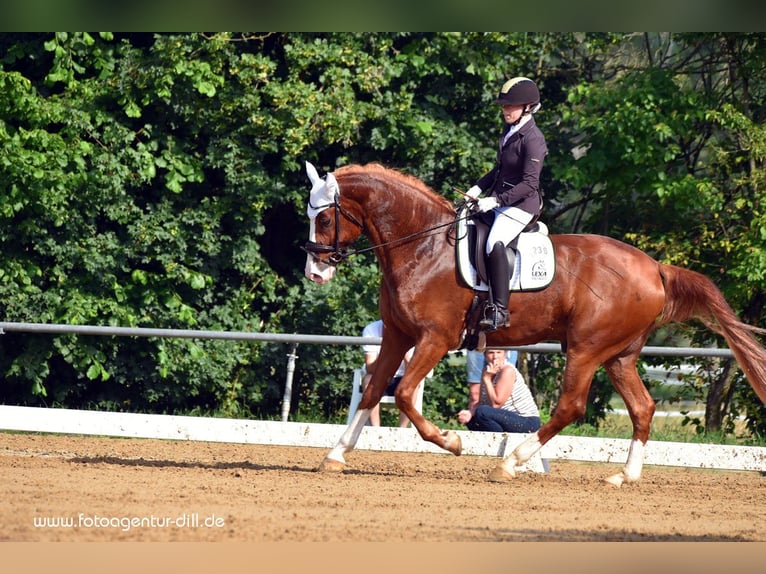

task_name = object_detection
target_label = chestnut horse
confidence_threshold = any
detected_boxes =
[302,161,766,486]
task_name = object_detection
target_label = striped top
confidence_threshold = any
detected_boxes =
[479,365,540,418]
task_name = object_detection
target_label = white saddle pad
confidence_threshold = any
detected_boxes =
[456,215,555,292]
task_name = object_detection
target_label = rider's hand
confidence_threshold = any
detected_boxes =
[465,185,482,200]
[476,197,499,213]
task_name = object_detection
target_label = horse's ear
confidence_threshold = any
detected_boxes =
[306,161,338,219]
[306,161,320,186]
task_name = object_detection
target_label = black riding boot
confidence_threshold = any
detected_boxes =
[480,241,510,331]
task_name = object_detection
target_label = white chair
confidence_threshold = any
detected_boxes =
[346,366,427,425]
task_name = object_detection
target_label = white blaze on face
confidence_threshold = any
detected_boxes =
[304,218,336,284]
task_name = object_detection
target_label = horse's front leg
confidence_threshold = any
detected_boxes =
[319,345,403,472]
[318,408,372,472]
[603,439,646,487]
[400,402,463,456]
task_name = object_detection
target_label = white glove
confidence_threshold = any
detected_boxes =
[465,185,482,199]
[476,197,499,213]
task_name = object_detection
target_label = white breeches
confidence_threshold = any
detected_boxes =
[486,206,535,254]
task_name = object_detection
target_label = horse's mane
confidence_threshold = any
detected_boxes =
[335,163,456,212]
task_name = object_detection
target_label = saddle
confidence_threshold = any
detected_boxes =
[454,204,555,351]
[455,205,556,292]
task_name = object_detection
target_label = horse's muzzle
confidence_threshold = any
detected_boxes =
[304,251,337,284]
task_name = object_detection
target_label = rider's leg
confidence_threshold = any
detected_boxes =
[480,241,510,329]
[480,207,535,330]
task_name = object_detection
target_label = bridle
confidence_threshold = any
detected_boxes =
[302,195,363,266]
[303,192,475,268]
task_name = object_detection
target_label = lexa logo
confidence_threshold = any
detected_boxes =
[531,260,548,279]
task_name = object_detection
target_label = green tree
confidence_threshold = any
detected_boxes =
[551,33,766,434]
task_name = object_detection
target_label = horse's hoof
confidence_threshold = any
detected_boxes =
[488,465,515,482]
[317,457,346,473]
[603,473,624,488]
[442,430,462,456]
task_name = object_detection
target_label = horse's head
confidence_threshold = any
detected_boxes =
[303,161,364,284]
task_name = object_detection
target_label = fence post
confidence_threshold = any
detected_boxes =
[281,342,299,422]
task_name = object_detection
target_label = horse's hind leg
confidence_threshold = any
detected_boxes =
[489,353,601,482]
[601,354,655,487]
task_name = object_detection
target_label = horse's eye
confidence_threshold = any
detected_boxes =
[317,213,332,229]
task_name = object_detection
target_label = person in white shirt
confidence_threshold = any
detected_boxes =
[361,319,415,427]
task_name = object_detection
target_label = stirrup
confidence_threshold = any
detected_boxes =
[479,305,509,331]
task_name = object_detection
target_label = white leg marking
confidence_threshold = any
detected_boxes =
[623,439,645,481]
[325,408,370,464]
[604,439,645,487]
[501,432,542,472]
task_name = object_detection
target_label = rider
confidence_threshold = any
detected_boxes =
[466,77,548,331]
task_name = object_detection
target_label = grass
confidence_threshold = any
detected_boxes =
[549,377,760,445]
[558,411,763,446]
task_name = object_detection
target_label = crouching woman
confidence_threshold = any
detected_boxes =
[457,348,541,433]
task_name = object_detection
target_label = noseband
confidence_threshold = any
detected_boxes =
[302,196,363,267]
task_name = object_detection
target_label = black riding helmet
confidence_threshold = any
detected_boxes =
[495,77,540,111]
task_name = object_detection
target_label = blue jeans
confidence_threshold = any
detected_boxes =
[466,405,540,433]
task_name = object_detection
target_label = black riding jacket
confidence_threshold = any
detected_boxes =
[475,116,547,216]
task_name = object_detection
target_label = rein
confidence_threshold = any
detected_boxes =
[303,197,474,267]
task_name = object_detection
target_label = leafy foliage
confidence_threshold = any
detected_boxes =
[1,33,765,439]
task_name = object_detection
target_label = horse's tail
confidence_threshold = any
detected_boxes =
[657,263,766,404]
